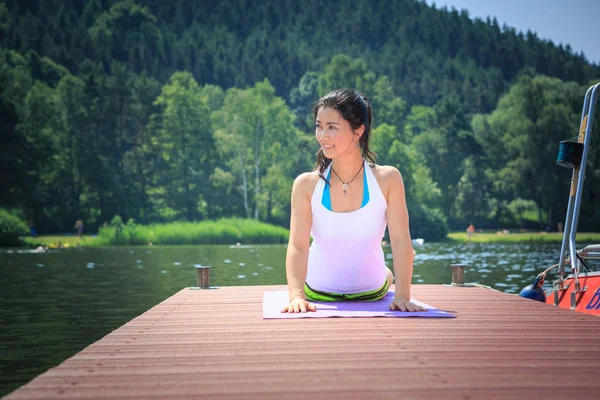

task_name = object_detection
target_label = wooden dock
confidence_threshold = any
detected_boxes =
[4,285,600,399]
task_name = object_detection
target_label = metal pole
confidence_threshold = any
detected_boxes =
[568,83,599,290]
[558,84,595,277]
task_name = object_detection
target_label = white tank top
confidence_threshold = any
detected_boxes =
[306,160,388,293]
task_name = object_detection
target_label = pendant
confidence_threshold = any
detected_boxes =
[342,183,348,196]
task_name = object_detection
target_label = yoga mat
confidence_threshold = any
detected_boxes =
[263,290,455,319]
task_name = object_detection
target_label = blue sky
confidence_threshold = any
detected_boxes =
[424,0,600,64]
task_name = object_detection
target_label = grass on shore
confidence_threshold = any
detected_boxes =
[96,218,289,245]
[22,235,98,248]
[448,231,600,243]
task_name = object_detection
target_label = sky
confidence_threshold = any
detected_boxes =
[424,0,600,65]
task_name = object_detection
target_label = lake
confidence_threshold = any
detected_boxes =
[1,241,597,396]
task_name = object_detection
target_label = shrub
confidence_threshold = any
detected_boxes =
[0,209,29,246]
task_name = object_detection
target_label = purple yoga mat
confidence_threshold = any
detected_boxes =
[263,290,455,319]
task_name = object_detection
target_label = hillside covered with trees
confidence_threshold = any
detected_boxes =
[1,0,599,239]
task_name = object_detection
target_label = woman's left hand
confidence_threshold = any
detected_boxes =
[389,297,427,312]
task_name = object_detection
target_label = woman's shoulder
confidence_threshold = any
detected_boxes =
[368,163,402,180]
[292,170,321,197]
[295,170,321,184]
[369,163,404,199]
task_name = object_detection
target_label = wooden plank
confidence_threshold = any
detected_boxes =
[4,285,600,400]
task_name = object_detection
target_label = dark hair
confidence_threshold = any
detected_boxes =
[312,89,376,180]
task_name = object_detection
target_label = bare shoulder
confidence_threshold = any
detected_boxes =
[369,163,404,199]
[370,162,403,184]
[292,170,321,199]
[294,170,321,187]
[370,164,401,179]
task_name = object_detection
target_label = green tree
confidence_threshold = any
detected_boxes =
[88,0,165,74]
[371,123,441,210]
[116,71,162,224]
[472,74,579,230]
[453,156,493,221]
[17,81,63,229]
[212,79,305,220]
[317,54,377,97]
[0,49,33,210]
[289,71,320,132]
[405,105,435,141]
[54,74,87,227]
[151,71,214,221]
[412,96,481,218]
[371,75,409,131]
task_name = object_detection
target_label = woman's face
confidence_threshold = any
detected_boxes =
[315,107,360,158]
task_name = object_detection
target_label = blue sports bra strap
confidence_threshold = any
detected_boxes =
[361,162,370,207]
[322,167,332,210]
[321,160,369,211]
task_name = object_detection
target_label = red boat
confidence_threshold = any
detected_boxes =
[544,246,600,315]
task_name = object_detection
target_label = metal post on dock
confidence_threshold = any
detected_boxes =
[189,264,219,290]
[451,264,466,285]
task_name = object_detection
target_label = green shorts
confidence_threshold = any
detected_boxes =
[304,279,390,302]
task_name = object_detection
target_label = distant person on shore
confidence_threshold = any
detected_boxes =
[282,89,425,314]
[28,219,37,237]
[557,221,564,233]
[74,218,84,238]
[467,223,475,241]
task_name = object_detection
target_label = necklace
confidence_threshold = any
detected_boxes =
[331,163,364,196]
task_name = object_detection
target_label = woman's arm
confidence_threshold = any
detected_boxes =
[282,173,316,313]
[384,167,426,312]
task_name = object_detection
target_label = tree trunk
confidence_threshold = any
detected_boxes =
[178,109,194,221]
[546,206,553,232]
[240,156,250,219]
[266,190,273,222]
[254,158,260,220]
[536,204,545,231]
[253,120,262,220]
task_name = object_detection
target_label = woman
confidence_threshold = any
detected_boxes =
[282,89,426,313]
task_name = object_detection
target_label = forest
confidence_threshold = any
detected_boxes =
[1,0,599,239]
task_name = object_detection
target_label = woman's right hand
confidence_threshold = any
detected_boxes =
[281,297,317,313]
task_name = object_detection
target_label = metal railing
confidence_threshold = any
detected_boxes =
[557,82,600,296]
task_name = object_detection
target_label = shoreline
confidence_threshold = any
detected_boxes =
[446,231,600,244]
[18,231,600,247]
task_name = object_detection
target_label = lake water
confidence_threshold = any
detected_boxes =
[1,241,598,396]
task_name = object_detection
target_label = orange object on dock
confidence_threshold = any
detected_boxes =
[4,285,600,399]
